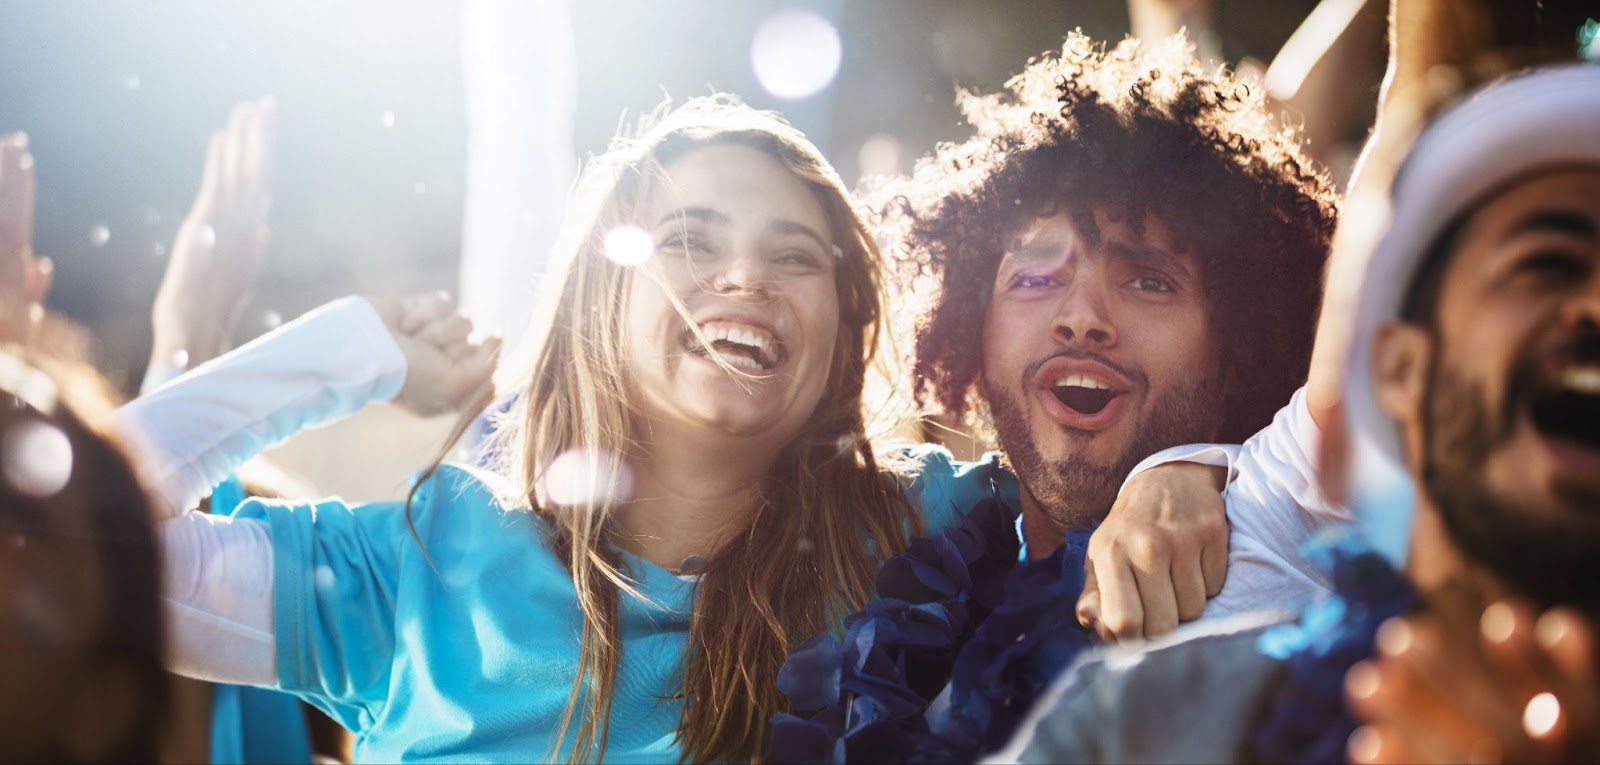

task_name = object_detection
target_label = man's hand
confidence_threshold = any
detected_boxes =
[0,132,51,345]
[368,292,500,418]
[150,98,276,369]
[1077,461,1229,640]
[1346,600,1600,764]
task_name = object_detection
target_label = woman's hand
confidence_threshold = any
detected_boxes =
[150,98,276,370]
[1347,600,1600,764]
[1076,461,1229,640]
[0,132,51,346]
[367,292,501,417]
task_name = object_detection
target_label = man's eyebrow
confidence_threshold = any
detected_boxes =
[768,219,830,250]
[1105,239,1195,280]
[1504,210,1599,241]
[655,206,729,227]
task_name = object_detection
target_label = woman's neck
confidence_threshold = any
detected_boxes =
[611,424,782,571]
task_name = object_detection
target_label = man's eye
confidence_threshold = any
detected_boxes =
[1521,250,1588,279]
[1010,274,1056,289]
[1129,275,1173,292]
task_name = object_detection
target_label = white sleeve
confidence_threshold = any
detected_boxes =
[1119,443,1243,495]
[1202,386,1354,619]
[113,297,407,519]
[160,513,276,685]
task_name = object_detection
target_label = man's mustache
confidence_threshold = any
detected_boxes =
[1022,349,1146,391]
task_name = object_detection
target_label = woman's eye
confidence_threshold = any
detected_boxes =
[659,233,711,257]
[776,250,822,268]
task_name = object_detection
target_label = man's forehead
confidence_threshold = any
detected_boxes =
[1000,211,1197,276]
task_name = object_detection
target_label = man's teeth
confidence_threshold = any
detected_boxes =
[1561,366,1600,395]
[1053,374,1110,390]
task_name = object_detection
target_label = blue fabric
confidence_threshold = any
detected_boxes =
[207,475,314,765]
[228,447,1009,763]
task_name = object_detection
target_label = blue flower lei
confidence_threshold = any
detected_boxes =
[771,496,1098,763]
[1253,534,1420,764]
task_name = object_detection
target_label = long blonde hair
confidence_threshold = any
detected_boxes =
[412,95,918,763]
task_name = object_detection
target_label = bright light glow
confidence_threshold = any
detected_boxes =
[750,8,841,100]
[1,420,73,498]
[88,225,110,247]
[381,110,396,128]
[170,349,190,370]
[603,226,654,267]
[857,133,904,178]
[194,223,217,249]
[1523,691,1561,738]
[262,310,283,330]
[542,448,633,508]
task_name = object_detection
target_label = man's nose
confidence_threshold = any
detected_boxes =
[1051,277,1116,347]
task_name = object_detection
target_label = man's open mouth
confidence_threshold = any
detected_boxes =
[1529,364,1600,450]
[682,321,784,373]
[1050,373,1119,415]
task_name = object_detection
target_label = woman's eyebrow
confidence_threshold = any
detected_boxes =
[656,206,730,227]
[768,219,829,249]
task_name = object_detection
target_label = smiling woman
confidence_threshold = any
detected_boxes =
[119,94,1001,765]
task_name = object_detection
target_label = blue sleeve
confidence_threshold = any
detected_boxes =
[231,491,414,731]
[901,444,1019,536]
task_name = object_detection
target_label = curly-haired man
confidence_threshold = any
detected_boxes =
[878,32,1341,636]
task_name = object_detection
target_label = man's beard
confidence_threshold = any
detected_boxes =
[1422,355,1600,614]
[983,363,1222,529]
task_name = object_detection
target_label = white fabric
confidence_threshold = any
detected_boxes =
[114,296,407,519]
[1119,442,1241,495]
[1138,387,1353,619]
[114,296,409,684]
[161,513,277,684]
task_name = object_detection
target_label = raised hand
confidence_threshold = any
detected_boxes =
[1077,461,1229,640]
[149,97,276,377]
[1347,599,1600,764]
[0,132,52,345]
[367,292,501,418]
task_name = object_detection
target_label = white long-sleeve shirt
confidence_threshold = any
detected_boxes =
[115,296,407,684]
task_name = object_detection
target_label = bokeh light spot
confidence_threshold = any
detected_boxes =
[88,225,110,247]
[1523,691,1561,738]
[1,419,73,498]
[542,448,634,508]
[750,8,841,100]
[603,226,654,267]
[380,110,396,128]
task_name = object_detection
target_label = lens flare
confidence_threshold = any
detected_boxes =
[603,226,654,267]
[1,420,73,498]
[750,8,841,100]
[542,448,634,507]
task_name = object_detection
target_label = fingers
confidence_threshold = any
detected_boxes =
[1171,550,1208,623]
[1090,558,1145,640]
[1130,547,1180,637]
[242,96,276,192]
[400,291,456,334]
[1076,560,1102,632]
[195,97,277,220]
[1200,531,1228,598]
[24,255,52,305]
[417,314,473,353]
[0,131,36,255]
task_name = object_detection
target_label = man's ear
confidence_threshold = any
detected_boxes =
[1373,321,1433,423]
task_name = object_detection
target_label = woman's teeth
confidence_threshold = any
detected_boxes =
[687,321,780,370]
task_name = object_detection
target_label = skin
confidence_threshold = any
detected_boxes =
[980,208,1226,637]
[1350,168,1600,763]
[617,144,842,569]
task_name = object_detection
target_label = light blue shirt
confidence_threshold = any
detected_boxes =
[234,446,1015,763]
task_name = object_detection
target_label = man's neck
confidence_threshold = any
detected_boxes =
[1405,499,1518,614]
[1018,488,1068,560]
